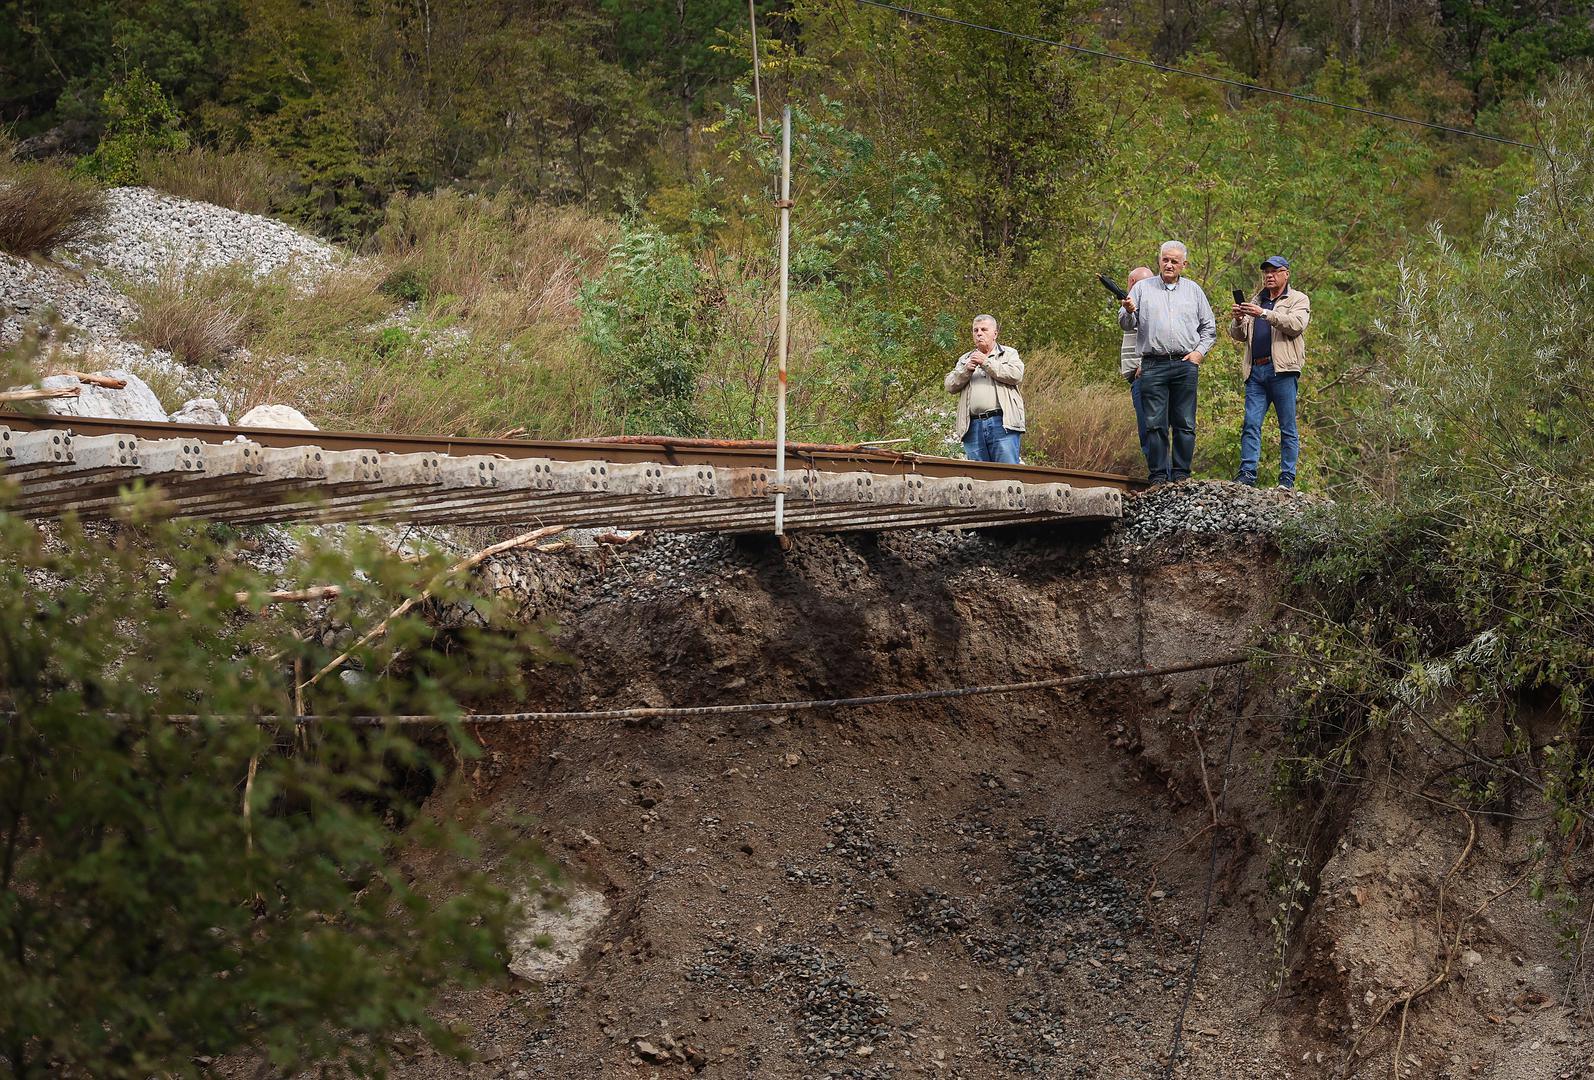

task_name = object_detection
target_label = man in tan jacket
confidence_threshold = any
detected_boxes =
[945,314,1025,463]
[1228,255,1310,489]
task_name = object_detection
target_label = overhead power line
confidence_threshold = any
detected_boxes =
[851,0,1543,153]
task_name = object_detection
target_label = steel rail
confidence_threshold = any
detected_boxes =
[0,412,1147,492]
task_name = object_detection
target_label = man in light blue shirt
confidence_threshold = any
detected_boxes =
[1117,240,1216,484]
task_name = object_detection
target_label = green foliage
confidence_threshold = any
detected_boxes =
[579,225,710,436]
[76,68,190,185]
[599,0,765,114]
[0,488,550,1076]
[1275,72,1594,841]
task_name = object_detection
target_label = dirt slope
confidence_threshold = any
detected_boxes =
[383,486,1592,1080]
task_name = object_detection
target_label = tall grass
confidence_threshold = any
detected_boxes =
[139,146,290,215]
[0,162,108,256]
[1021,348,1144,473]
[374,191,612,334]
[284,325,612,438]
[126,263,275,367]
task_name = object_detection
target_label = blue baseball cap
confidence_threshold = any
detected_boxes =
[1260,255,1290,270]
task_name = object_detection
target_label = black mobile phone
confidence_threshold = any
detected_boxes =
[1098,274,1128,301]
[1232,288,1246,305]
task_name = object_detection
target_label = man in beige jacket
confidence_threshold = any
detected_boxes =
[1228,255,1310,489]
[945,314,1025,463]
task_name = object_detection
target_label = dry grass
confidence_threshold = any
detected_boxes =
[0,163,108,256]
[374,190,613,334]
[1022,348,1144,474]
[127,263,271,367]
[139,146,289,215]
[234,324,610,439]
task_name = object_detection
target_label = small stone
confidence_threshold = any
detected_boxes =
[238,403,317,430]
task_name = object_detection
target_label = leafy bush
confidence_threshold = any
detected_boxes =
[0,162,108,255]
[139,144,290,214]
[0,494,549,1077]
[76,68,190,185]
[579,225,711,437]
[1277,73,1594,833]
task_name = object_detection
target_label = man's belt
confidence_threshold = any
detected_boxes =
[969,408,1003,420]
[1252,356,1273,365]
[1141,352,1183,363]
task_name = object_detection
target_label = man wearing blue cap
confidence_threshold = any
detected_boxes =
[1228,255,1310,489]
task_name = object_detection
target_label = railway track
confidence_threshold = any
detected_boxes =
[0,411,1142,533]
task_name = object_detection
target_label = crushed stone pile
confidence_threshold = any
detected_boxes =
[1116,478,1317,551]
[1,186,343,402]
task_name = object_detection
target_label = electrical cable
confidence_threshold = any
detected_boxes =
[851,0,1543,153]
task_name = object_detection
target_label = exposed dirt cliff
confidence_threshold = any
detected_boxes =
[364,484,1590,1080]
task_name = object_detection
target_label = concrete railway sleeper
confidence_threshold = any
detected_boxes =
[0,420,1130,534]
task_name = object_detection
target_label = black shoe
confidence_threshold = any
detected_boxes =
[1235,474,1256,487]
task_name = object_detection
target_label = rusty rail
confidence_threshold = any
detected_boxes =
[0,412,1146,491]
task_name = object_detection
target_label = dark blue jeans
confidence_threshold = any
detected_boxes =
[962,412,1022,463]
[1129,375,1152,465]
[1138,357,1198,483]
[1237,364,1299,486]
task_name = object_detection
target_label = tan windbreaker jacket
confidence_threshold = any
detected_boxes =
[1227,288,1310,382]
[944,345,1025,440]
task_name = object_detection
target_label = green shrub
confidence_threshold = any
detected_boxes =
[76,68,190,185]
[1278,73,1594,829]
[0,487,550,1076]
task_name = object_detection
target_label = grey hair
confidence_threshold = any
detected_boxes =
[1159,240,1188,259]
[972,314,999,330]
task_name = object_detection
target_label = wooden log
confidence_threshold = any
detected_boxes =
[235,585,344,607]
[0,386,79,402]
[68,371,129,389]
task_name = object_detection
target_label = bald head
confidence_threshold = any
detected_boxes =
[1127,266,1153,289]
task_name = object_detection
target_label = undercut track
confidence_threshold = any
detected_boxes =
[0,413,1142,533]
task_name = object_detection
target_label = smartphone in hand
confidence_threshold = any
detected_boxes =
[1232,288,1246,305]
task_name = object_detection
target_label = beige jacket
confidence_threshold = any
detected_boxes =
[1227,287,1310,382]
[944,345,1025,439]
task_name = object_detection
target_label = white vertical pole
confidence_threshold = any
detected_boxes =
[774,104,792,536]
[748,0,765,136]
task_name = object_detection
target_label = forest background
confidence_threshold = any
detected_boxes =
[0,0,1586,475]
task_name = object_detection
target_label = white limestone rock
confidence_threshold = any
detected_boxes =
[169,398,229,426]
[37,369,167,423]
[507,884,609,982]
[237,403,316,430]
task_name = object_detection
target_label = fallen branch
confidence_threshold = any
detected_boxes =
[68,371,127,389]
[299,524,567,691]
[594,530,647,546]
[235,585,343,607]
[0,386,79,402]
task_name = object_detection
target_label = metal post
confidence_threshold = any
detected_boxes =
[774,105,792,537]
[748,0,765,136]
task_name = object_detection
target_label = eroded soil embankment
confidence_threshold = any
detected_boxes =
[402,509,1592,1079]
